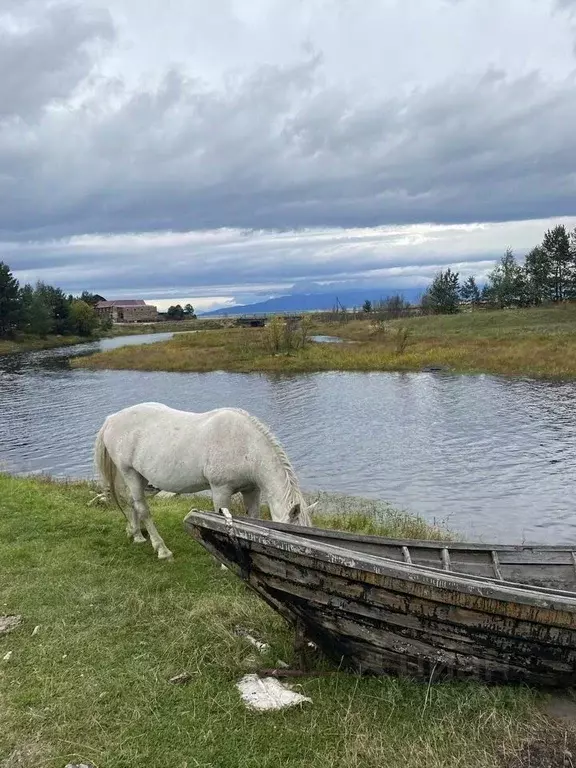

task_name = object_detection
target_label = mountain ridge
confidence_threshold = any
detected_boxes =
[200,287,423,316]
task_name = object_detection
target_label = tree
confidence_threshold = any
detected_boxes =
[459,276,481,306]
[183,303,196,318]
[36,282,73,334]
[524,246,551,305]
[0,262,22,337]
[79,291,105,307]
[362,299,372,313]
[69,300,99,336]
[541,225,573,301]
[167,304,185,320]
[20,283,53,337]
[422,269,460,314]
[484,248,527,308]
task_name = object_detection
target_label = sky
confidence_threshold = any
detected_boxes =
[1,0,576,311]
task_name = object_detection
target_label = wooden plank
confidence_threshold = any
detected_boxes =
[250,551,576,648]
[491,551,503,580]
[257,571,576,667]
[244,539,576,627]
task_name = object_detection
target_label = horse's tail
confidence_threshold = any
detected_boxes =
[94,422,123,511]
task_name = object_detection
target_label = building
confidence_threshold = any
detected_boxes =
[95,299,158,323]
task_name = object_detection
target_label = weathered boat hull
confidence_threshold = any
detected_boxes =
[184,510,576,687]
[249,519,576,592]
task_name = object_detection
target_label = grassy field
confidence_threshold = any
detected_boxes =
[72,304,576,378]
[0,474,567,768]
[0,335,85,357]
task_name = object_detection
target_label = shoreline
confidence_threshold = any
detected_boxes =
[0,334,91,356]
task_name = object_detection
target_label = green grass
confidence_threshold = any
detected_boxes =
[0,474,560,768]
[0,335,86,356]
[71,304,576,379]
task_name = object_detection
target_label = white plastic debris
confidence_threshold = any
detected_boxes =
[236,674,312,711]
[32,625,40,636]
[169,672,193,685]
[0,615,22,635]
[234,626,270,653]
[3,651,13,662]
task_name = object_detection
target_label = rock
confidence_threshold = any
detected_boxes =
[0,615,22,635]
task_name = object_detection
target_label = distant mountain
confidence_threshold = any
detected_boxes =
[201,287,424,316]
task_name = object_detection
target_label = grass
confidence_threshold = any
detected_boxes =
[0,474,567,768]
[0,335,86,356]
[105,318,228,336]
[71,304,576,379]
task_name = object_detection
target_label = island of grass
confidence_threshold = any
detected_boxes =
[1,473,570,768]
[72,304,576,379]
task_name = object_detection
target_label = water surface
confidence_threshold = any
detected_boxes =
[1,334,575,544]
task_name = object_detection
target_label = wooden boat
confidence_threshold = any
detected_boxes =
[184,509,576,687]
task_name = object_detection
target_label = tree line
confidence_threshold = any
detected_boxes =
[420,224,576,314]
[0,261,105,339]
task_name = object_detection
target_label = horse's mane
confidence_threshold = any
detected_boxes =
[231,408,304,509]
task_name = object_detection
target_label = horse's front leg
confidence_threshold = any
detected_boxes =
[241,488,262,518]
[211,486,233,514]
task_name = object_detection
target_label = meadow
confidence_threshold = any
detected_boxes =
[1,474,570,768]
[72,304,576,379]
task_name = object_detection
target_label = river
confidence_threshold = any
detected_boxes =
[1,332,575,544]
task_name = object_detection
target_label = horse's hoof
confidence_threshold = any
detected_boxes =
[158,549,174,561]
[133,533,147,544]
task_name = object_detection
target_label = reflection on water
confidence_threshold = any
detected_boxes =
[1,335,576,544]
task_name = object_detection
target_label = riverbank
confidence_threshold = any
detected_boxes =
[0,334,86,356]
[0,474,563,768]
[72,305,576,378]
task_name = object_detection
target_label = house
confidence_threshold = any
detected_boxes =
[95,299,158,323]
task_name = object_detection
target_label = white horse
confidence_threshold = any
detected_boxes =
[93,402,315,560]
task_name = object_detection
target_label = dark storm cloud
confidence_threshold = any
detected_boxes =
[1,1,575,244]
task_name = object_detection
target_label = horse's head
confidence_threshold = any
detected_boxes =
[288,500,318,527]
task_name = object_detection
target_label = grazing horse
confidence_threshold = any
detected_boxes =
[93,402,315,560]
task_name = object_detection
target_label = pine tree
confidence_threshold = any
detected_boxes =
[485,248,527,308]
[524,246,551,305]
[541,225,572,301]
[0,262,22,337]
[422,269,460,314]
[20,284,53,337]
[459,276,481,306]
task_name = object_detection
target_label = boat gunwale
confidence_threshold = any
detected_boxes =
[252,518,576,553]
[184,509,576,612]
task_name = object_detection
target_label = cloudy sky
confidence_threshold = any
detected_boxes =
[2,0,576,311]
